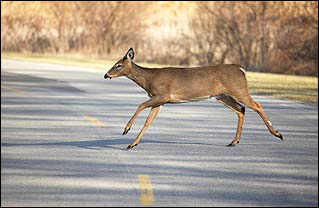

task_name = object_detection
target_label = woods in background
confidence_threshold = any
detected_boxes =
[1,1,318,76]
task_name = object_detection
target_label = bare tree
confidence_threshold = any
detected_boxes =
[1,1,150,56]
[183,1,317,76]
[180,8,226,66]
[194,2,272,69]
[272,1,318,75]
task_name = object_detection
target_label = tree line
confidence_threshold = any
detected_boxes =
[1,1,318,76]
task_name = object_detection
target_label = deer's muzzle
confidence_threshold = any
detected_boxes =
[104,73,111,79]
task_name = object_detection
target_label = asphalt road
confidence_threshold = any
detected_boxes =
[1,59,318,207]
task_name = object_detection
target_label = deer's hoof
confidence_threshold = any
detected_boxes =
[276,131,283,140]
[227,141,239,147]
[122,127,131,135]
[127,143,137,150]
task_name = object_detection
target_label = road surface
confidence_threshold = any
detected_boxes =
[1,60,318,206]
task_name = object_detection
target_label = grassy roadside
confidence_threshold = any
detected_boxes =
[1,52,164,70]
[1,52,318,105]
[247,72,317,105]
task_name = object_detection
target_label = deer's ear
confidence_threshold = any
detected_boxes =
[124,47,134,61]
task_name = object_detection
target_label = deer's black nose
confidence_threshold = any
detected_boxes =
[104,73,110,79]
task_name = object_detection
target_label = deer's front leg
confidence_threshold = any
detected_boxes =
[123,97,167,135]
[127,106,161,149]
[122,102,148,135]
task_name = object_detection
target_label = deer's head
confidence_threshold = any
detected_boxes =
[104,47,135,79]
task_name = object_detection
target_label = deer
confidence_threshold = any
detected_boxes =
[104,48,283,149]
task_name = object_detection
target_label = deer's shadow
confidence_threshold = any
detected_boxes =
[1,138,228,151]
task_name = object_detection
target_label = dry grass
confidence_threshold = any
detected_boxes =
[2,52,318,105]
[247,72,317,105]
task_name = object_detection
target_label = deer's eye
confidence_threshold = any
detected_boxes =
[115,64,122,69]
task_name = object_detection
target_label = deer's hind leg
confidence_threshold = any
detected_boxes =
[216,94,246,147]
[238,95,283,140]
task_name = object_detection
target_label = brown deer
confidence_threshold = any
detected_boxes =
[104,48,283,149]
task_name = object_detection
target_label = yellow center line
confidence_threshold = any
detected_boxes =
[83,115,106,126]
[138,175,154,206]
[1,84,26,94]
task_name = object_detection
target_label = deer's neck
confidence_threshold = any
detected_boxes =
[126,62,152,92]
